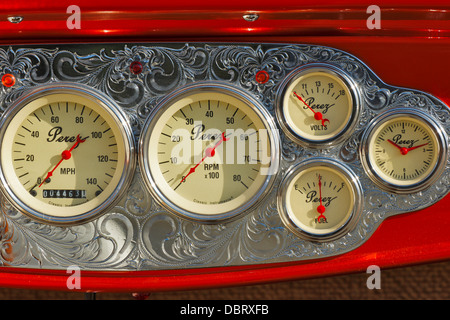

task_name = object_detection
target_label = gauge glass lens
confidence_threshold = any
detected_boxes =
[0,89,133,223]
[367,115,440,188]
[278,160,361,241]
[140,86,279,221]
[286,166,353,236]
[278,66,358,145]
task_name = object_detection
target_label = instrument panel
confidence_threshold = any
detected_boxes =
[0,43,448,271]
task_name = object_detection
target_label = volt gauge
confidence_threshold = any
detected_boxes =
[360,108,447,194]
[276,64,361,147]
[0,83,136,225]
[139,82,280,222]
[278,159,363,241]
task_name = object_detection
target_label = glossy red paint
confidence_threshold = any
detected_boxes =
[0,1,450,43]
[0,1,449,292]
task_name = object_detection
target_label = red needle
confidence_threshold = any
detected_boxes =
[293,91,329,127]
[179,132,229,184]
[317,174,327,223]
[387,139,407,155]
[39,135,86,187]
[387,139,429,155]
[404,142,429,153]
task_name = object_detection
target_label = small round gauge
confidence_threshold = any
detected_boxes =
[0,83,135,224]
[278,159,362,241]
[276,64,360,147]
[139,82,280,222]
[360,108,447,193]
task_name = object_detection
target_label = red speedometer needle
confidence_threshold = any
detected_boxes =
[39,134,86,187]
[317,174,327,223]
[387,139,429,155]
[179,132,229,184]
[293,91,329,127]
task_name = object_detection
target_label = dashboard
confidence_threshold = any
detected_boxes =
[0,1,450,293]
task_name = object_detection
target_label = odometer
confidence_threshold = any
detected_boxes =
[42,190,86,199]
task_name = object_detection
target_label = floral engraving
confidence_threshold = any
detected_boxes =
[0,43,448,271]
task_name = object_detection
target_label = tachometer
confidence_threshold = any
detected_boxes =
[139,82,280,222]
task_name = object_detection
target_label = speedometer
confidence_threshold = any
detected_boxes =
[0,83,136,225]
[139,82,280,222]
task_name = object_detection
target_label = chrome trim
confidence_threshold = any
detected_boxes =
[242,14,259,22]
[7,16,23,24]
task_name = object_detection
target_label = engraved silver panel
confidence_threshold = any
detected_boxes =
[0,43,449,271]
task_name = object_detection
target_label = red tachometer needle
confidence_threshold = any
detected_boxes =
[293,91,329,127]
[387,139,429,155]
[179,132,229,184]
[39,134,86,187]
[317,174,327,223]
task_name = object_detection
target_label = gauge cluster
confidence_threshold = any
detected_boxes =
[0,43,448,271]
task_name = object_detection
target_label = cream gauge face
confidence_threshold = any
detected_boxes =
[278,159,362,241]
[139,83,280,222]
[361,109,447,193]
[0,85,135,224]
[276,64,360,147]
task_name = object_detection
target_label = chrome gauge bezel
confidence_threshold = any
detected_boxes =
[0,83,136,225]
[277,158,363,242]
[360,108,448,194]
[275,63,362,148]
[139,81,281,223]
